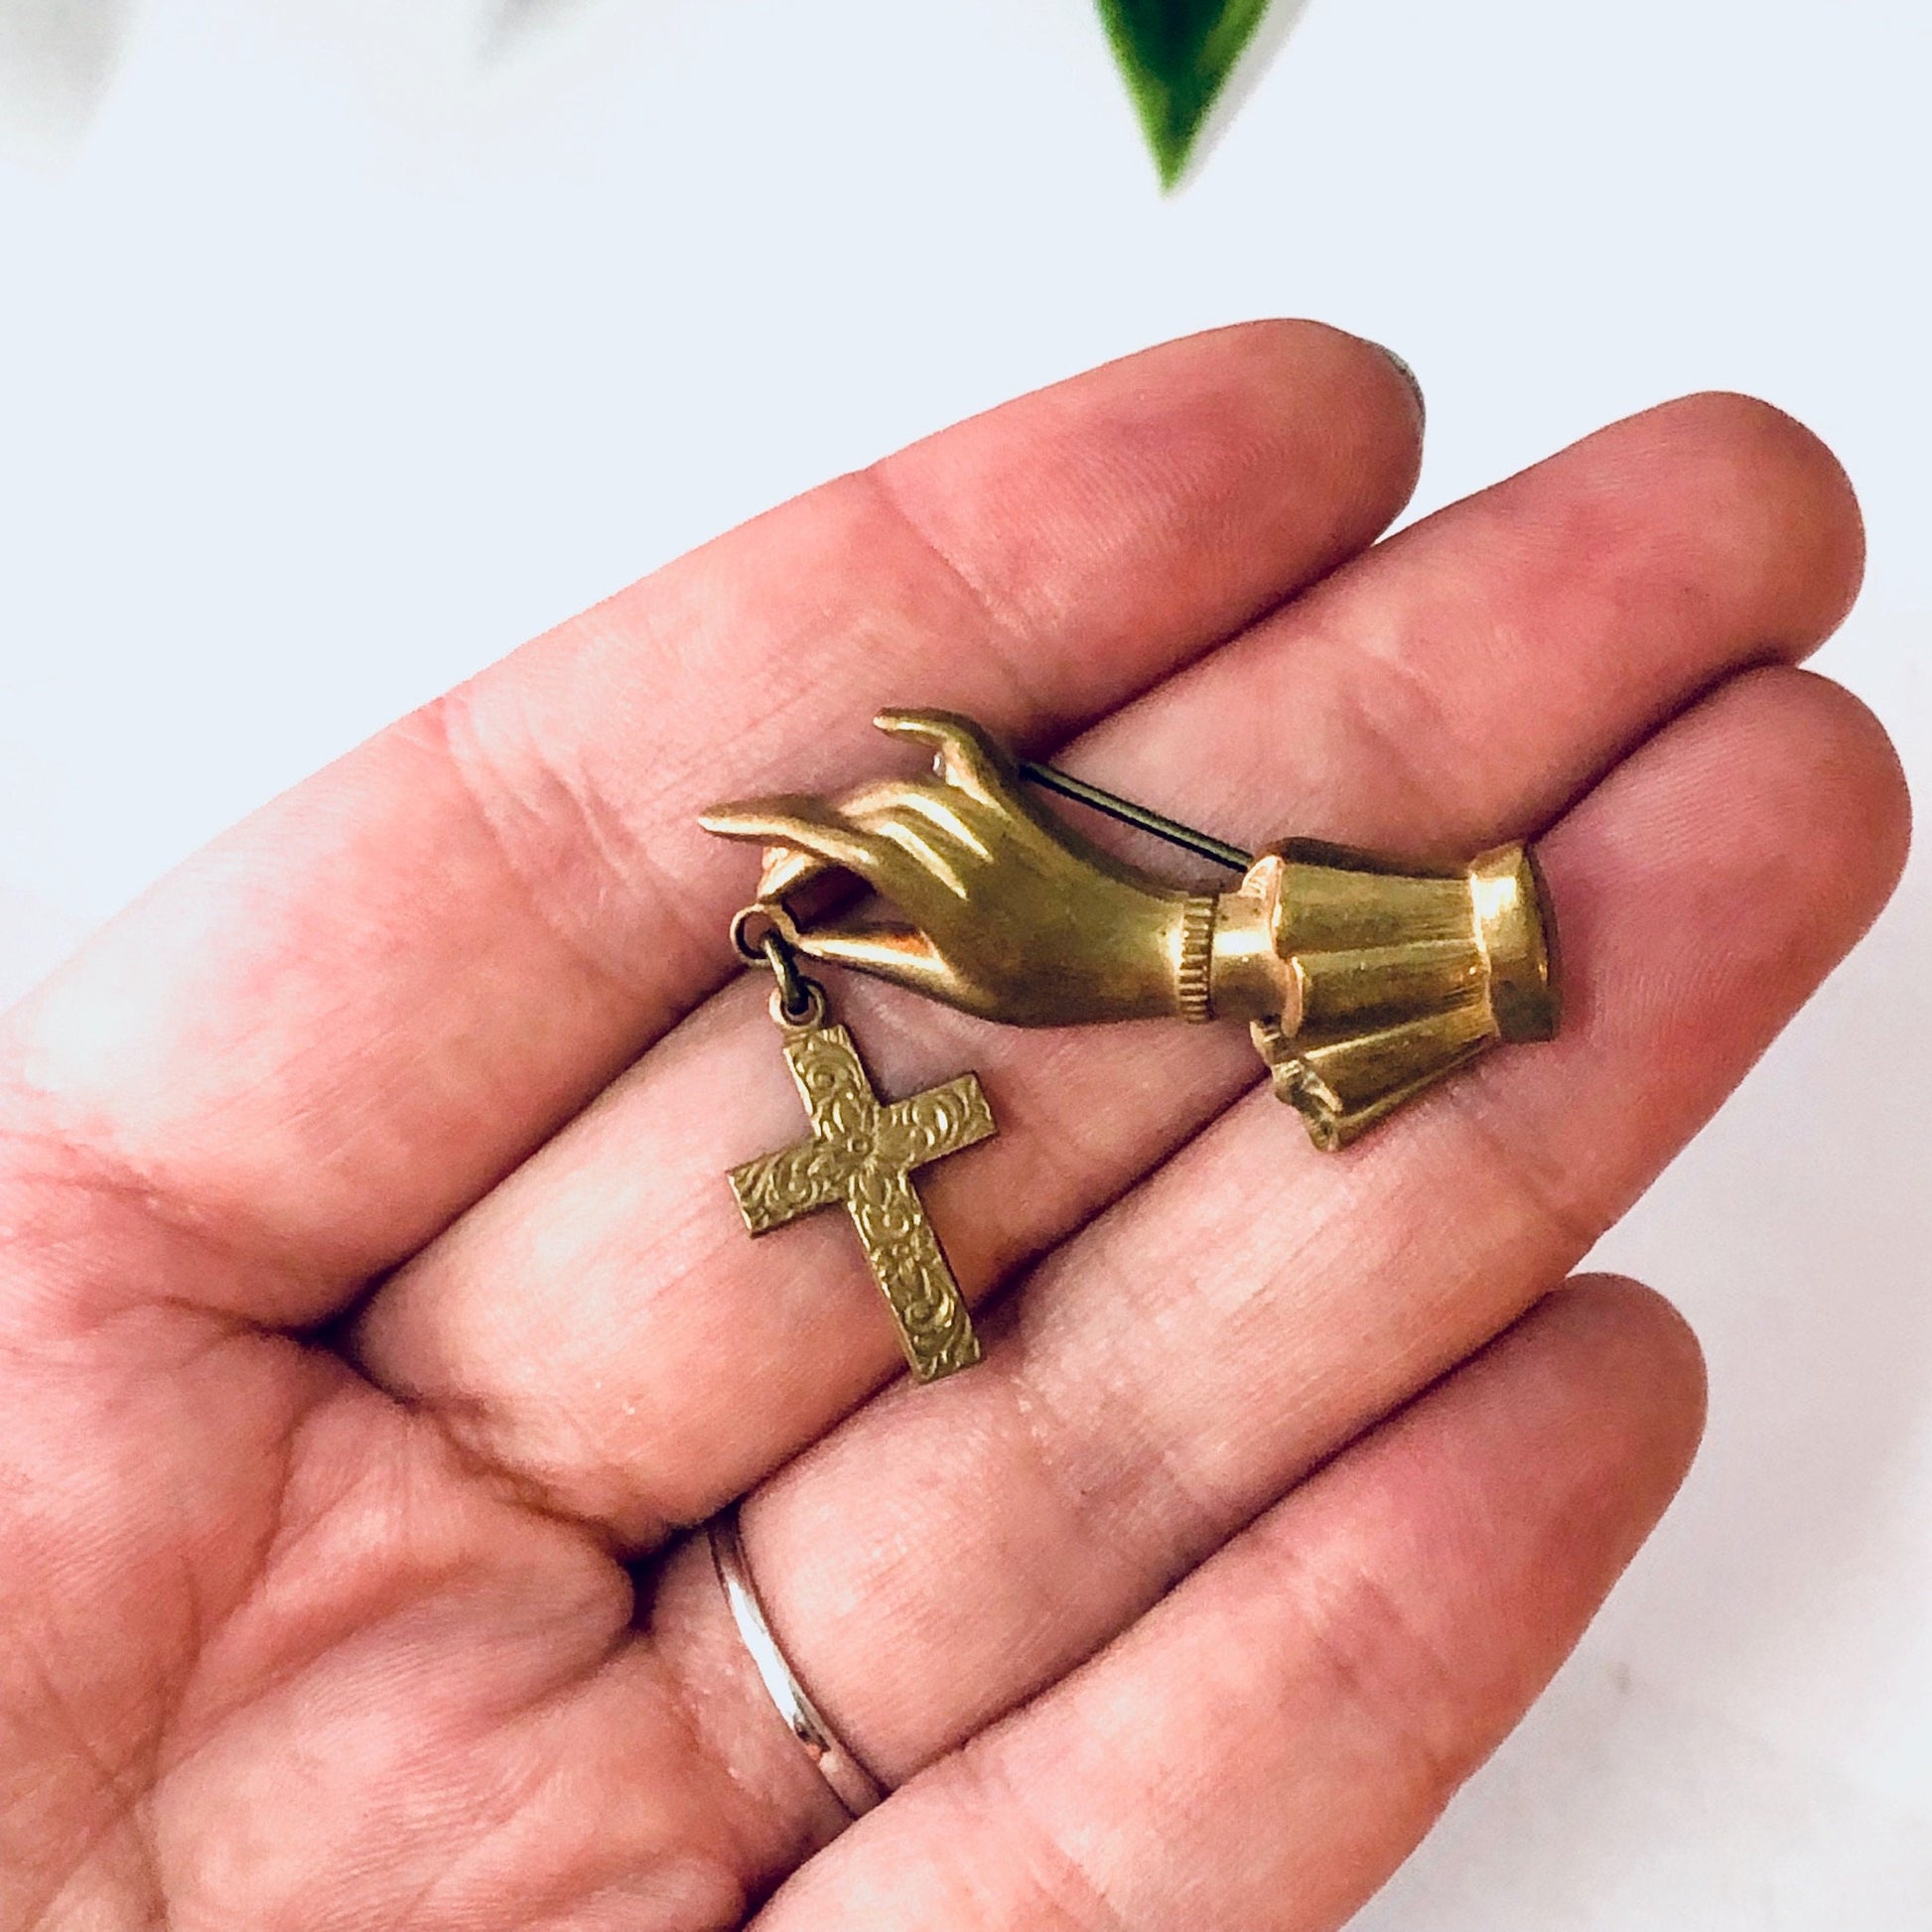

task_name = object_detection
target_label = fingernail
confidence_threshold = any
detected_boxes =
[1370,343,1427,433]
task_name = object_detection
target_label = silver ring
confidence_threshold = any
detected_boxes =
[707,1504,885,1819]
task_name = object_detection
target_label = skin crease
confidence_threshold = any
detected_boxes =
[0,324,1908,1931]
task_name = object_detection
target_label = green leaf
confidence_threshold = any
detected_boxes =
[1096,0,1277,187]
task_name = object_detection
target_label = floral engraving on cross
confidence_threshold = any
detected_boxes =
[728,1021,996,1382]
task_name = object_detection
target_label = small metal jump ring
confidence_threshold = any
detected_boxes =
[768,980,827,1030]
[730,899,802,967]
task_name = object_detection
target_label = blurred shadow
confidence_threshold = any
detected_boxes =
[484,0,598,56]
[1658,840,1932,1691]
[1171,0,1318,192]
[1353,1655,1932,1927]
[0,0,136,161]
[1614,617,1932,1735]
[1356,616,1932,1924]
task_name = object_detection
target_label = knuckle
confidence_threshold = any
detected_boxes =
[1279,1539,1472,1804]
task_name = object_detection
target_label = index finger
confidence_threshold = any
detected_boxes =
[0,324,1424,1325]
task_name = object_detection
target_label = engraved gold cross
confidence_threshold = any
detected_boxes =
[728,1021,996,1381]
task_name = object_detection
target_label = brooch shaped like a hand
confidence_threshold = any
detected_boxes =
[700,709,1558,1380]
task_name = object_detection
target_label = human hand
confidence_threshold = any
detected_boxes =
[0,324,1902,1930]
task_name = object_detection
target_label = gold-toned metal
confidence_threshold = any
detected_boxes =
[702,710,1557,1149]
[703,710,1217,1028]
[1238,839,1557,1147]
[729,992,995,1381]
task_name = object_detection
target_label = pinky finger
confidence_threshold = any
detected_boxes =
[756,1277,1706,1932]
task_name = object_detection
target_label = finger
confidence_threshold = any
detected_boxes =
[722,667,1904,1786]
[0,323,1424,1323]
[782,919,945,992]
[744,777,945,899]
[694,798,891,881]
[870,708,1015,802]
[351,394,1869,1545]
[1130,394,1864,865]
[706,790,979,902]
[751,1278,1706,1932]
[752,843,836,902]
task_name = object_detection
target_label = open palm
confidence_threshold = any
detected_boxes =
[0,324,1903,1931]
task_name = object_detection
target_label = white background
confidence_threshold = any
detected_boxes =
[0,2,1927,1924]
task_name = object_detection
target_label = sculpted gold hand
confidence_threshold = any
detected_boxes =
[701,709,1558,1148]
[700,710,1213,1027]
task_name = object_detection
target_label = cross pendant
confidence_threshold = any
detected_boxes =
[729,1019,996,1382]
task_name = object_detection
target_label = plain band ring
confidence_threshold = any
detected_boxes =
[708,1504,885,1819]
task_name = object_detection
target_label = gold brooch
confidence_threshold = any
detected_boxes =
[702,710,1557,1381]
